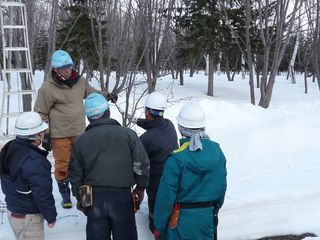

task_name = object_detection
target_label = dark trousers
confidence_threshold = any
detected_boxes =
[86,190,137,240]
[146,174,161,233]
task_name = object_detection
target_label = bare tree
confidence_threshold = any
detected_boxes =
[219,0,256,104]
[299,0,317,93]
[138,0,175,93]
[311,0,320,89]
[245,0,255,104]
[257,0,300,108]
[88,0,106,90]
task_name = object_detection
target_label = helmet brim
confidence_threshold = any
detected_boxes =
[15,122,48,136]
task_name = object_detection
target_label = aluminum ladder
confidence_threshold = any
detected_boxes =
[0,0,36,139]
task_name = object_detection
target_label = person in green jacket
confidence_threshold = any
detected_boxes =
[153,102,227,240]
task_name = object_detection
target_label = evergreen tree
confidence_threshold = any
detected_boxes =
[56,2,110,76]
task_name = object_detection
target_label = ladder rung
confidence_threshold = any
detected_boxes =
[4,90,35,95]
[0,2,25,7]
[2,112,22,118]
[0,135,15,140]
[4,47,28,51]
[3,69,32,73]
[3,25,26,29]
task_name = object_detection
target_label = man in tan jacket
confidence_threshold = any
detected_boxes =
[34,50,116,209]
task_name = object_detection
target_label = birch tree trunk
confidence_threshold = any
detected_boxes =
[217,52,222,75]
[207,50,214,96]
[241,54,246,79]
[204,54,209,76]
[287,13,301,84]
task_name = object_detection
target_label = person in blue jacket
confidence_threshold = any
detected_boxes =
[0,112,57,240]
[153,102,227,240]
[129,92,178,233]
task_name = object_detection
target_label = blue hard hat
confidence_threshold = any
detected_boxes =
[51,50,74,69]
[85,93,109,119]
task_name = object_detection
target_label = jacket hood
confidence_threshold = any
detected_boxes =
[0,138,48,180]
[49,69,80,88]
[177,138,221,174]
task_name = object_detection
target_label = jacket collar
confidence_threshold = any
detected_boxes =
[15,138,49,157]
[50,69,80,88]
[179,137,190,146]
[138,118,165,130]
[86,118,121,131]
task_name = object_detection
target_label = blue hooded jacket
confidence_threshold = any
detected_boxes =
[0,138,57,224]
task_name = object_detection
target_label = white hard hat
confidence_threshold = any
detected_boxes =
[15,112,48,136]
[144,92,168,110]
[177,102,205,129]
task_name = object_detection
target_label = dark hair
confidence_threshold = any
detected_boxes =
[146,107,164,119]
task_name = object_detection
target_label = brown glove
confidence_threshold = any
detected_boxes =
[132,186,145,211]
[106,92,118,103]
[100,91,118,103]
[42,133,51,151]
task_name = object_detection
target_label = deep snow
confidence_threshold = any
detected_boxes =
[0,71,320,240]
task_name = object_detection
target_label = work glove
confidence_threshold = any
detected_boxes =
[153,230,165,240]
[127,114,138,124]
[42,133,51,152]
[106,92,118,103]
[100,91,118,103]
[132,186,145,211]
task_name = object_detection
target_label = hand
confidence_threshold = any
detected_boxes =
[47,222,55,228]
[106,92,118,103]
[42,133,51,151]
[132,186,145,211]
[76,200,87,215]
[153,230,164,240]
[127,114,137,124]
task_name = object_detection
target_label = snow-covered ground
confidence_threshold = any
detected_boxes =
[1,71,320,240]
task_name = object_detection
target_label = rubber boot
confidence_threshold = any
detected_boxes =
[57,180,73,209]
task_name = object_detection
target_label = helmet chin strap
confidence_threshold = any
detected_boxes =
[32,133,44,147]
[54,69,67,81]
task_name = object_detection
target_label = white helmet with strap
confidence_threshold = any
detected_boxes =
[15,112,48,137]
[177,102,205,129]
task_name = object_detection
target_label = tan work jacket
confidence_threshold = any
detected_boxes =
[34,74,96,138]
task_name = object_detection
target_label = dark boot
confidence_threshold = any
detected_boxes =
[57,180,73,209]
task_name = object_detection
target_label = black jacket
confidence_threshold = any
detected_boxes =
[137,118,178,176]
[69,118,150,198]
[0,138,57,224]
